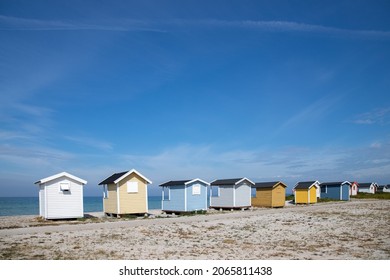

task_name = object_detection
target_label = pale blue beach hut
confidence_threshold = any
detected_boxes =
[319,181,351,201]
[210,178,254,210]
[159,179,210,213]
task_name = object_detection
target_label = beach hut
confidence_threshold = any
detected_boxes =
[349,181,359,196]
[159,179,209,213]
[320,181,351,201]
[98,169,152,217]
[358,182,377,194]
[293,181,320,204]
[315,181,321,198]
[210,178,254,210]
[377,185,390,193]
[34,172,87,219]
[252,181,287,208]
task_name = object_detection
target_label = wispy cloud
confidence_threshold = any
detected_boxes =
[64,136,113,151]
[1,140,389,195]
[370,141,382,148]
[351,107,390,125]
[12,103,54,118]
[2,15,389,39]
[170,19,390,39]
[120,141,390,189]
[235,20,390,38]
[273,94,342,136]
[0,103,55,140]
[340,140,390,181]
[0,131,29,141]
[0,15,166,32]
[0,106,54,163]
[0,144,75,167]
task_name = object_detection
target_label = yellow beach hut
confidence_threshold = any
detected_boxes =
[293,181,320,204]
[98,169,152,217]
[252,181,287,208]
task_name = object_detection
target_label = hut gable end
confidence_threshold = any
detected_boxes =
[210,177,253,209]
[99,169,152,215]
[252,181,287,208]
[159,179,209,212]
[35,172,86,219]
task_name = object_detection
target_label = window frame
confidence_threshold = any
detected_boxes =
[192,184,201,195]
[103,185,108,199]
[251,187,257,198]
[60,182,70,192]
[162,187,170,201]
[211,186,220,197]
[127,181,139,193]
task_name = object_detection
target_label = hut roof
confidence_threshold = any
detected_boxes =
[159,178,210,187]
[294,181,319,190]
[359,183,376,188]
[254,181,287,189]
[320,181,351,186]
[98,169,152,185]
[35,172,87,185]
[211,177,255,186]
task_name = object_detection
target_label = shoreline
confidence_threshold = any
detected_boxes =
[0,195,163,218]
[0,199,389,260]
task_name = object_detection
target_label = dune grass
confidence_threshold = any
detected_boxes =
[353,192,390,200]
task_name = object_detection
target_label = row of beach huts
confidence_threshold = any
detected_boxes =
[34,169,389,219]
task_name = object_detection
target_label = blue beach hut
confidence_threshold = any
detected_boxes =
[319,181,351,201]
[160,179,210,213]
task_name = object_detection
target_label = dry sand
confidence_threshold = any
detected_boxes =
[0,199,389,260]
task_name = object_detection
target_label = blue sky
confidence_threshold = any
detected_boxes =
[1,0,390,196]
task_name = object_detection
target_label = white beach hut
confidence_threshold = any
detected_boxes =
[358,182,377,194]
[35,172,87,219]
[349,181,359,196]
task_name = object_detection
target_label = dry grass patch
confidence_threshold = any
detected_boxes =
[222,238,236,245]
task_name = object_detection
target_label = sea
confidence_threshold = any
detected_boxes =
[0,196,162,217]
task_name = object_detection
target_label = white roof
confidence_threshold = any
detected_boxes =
[114,169,152,184]
[185,178,210,186]
[35,172,87,185]
[236,177,255,186]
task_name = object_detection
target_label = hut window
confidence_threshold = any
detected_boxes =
[127,182,138,193]
[103,185,108,198]
[211,186,220,197]
[163,187,170,200]
[60,183,70,191]
[251,187,256,198]
[192,184,201,195]
[321,186,327,193]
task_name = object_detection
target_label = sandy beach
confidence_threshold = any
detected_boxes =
[0,199,389,260]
